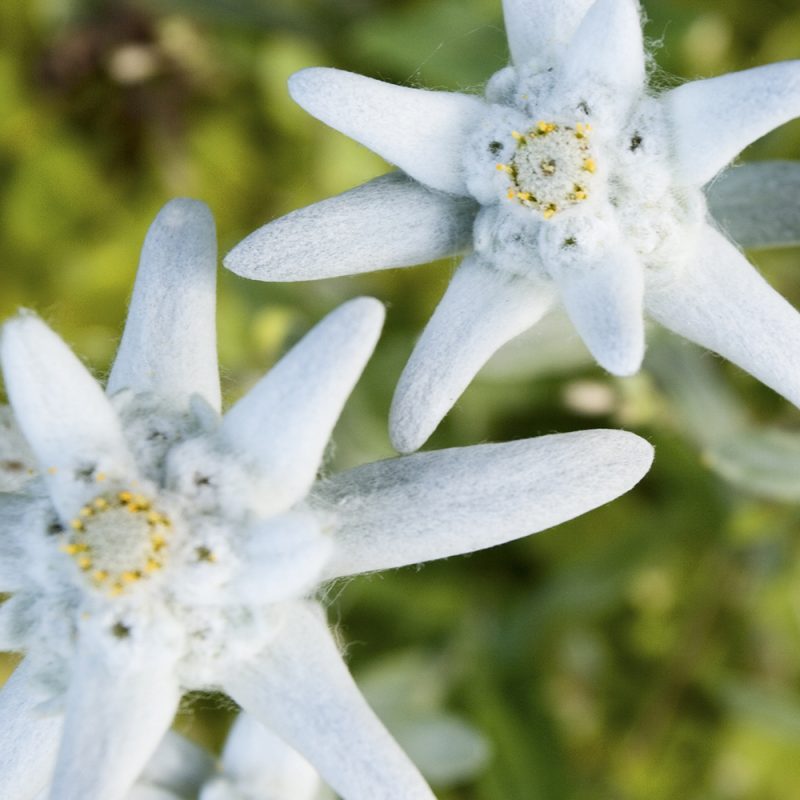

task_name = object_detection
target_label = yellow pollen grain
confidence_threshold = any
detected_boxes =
[583,158,597,174]
[94,472,107,482]
[496,163,512,173]
[79,507,94,518]
[536,121,557,135]
[70,519,84,531]
[145,559,162,573]
[92,570,108,583]
[110,584,124,597]
[543,205,558,220]
[511,130,525,142]
[507,189,516,199]
[121,571,142,583]
[118,491,133,503]
[77,555,93,570]
[93,498,109,510]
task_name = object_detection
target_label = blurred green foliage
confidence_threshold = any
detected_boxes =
[3,0,800,797]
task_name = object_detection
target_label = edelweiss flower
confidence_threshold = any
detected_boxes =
[225,0,800,452]
[0,200,653,800]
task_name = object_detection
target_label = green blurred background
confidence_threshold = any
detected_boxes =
[3,0,800,797]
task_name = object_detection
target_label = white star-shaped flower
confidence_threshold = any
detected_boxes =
[225,0,800,453]
[0,200,653,800]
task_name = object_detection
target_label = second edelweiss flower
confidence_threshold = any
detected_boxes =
[0,200,652,800]
[226,0,800,452]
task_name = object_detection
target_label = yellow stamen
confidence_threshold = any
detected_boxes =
[70,519,84,531]
[118,491,133,503]
[77,555,92,570]
[511,130,525,142]
[582,158,597,174]
[572,186,588,201]
[92,570,109,583]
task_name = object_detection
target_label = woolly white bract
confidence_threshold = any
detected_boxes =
[225,0,800,453]
[0,199,654,800]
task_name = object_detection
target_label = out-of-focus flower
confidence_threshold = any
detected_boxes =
[0,199,653,800]
[226,0,800,452]
[200,715,323,800]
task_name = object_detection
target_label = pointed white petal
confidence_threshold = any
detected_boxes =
[236,512,333,604]
[554,248,645,376]
[289,68,485,195]
[221,298,384,514]
[50,642,180,800]
[224,173,477,281]
[313,430,653,579]
[646,224,800,407]
[224,602,434,800]
[707,161,800,250]
[665,61,800,185]
[107,199,220,411]
[138,731,214,796]
[1,314,136,518]
[503,0,593,67]
[561,0,645,110]
[390,256,555,453]
[0,660,62,800]
[219,714,321,800]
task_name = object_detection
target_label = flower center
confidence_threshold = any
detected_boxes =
[496,121,597,219]
[61,491,172,596]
